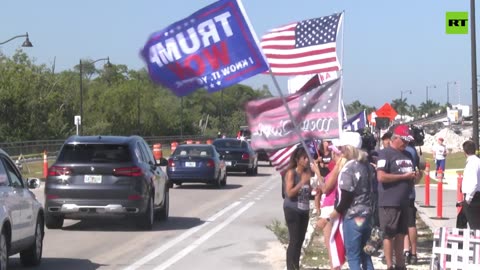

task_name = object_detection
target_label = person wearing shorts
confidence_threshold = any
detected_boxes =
[376,125,422,270]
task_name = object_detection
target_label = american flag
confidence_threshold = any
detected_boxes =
[267,143,300,173]
[261,13,342,75]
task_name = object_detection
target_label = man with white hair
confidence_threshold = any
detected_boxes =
[376,124,423,270]
[328,131,374,270]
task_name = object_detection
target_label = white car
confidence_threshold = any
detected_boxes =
[0,149,44,269]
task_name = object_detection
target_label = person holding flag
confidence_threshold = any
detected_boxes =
[283,146,313,270]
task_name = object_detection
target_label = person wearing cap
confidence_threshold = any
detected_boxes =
[432,137,447,179]
[376,124,423,270]
[327,131,374,270]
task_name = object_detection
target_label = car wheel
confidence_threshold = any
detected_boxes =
[156,191,169,221]
[45,213,64,229]
[0,228,8,270]
[220,173,227,186]
[138,196,154,230]
[20,215,43,266]
[254,164,258,175]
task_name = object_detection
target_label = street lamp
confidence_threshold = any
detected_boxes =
[447,81,457,107]
[425,84,436,103]
[79,57,112,135]
[0,32,33,47]
[400,90,412,122]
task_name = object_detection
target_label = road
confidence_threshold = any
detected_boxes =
[9,163,285,270]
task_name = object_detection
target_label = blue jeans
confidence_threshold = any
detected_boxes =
[435,159,446,177]
[343,216,374,270]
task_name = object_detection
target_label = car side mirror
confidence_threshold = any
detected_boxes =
[26,178,41,189]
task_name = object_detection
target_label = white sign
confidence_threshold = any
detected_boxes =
[74,115,81,125]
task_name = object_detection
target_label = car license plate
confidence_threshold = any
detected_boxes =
[225,161,232,166]
[84,175,102,184]
[185,162,196,167]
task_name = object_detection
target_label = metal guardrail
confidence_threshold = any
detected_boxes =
[1,135,215,159]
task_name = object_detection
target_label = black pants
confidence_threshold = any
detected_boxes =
[464,192,480,229]
[284,207,309,270]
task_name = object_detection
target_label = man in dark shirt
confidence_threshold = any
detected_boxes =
[376,125,423,270]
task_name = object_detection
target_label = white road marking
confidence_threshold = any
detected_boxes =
[153,201,255,270]
[123,201,241,270]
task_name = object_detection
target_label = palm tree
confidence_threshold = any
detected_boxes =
[418,100,442,117]
[391,98,409,118]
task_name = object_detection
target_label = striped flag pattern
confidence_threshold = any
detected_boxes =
[267,143,300,173]
[261,13,342,75]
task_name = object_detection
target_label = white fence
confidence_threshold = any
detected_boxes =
[431,227,480,269]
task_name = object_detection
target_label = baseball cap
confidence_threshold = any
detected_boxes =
[337,131,362,149]
[392,124,414,142]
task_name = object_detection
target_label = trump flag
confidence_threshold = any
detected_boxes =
[343,110,367,131]
[141,0,269,97]
[246,77,342,151]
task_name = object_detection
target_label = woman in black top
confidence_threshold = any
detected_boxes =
[283,147,313,270]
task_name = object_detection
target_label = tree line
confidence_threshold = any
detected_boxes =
[0,50,447,143]
[0,50,271,142]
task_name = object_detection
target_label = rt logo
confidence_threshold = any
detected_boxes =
[446,12,468,34]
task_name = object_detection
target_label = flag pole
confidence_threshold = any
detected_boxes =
[267,70,315,163]
[338,11,346,137]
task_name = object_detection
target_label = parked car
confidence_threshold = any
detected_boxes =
[167,144,227,188]
[44,135,169,230]
[0,148,44,269]
[212,138,258,175]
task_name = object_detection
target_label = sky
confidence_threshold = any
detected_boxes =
[0,0,475,108]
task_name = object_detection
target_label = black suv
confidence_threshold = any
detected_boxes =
[44,135,169,230]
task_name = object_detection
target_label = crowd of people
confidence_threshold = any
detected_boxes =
[281,124,480,270]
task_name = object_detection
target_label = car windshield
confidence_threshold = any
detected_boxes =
[57,144,132,163]
[213,140,245,149]
[173,147,212,157]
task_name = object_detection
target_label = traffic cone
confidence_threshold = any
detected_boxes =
[43,150,48,178]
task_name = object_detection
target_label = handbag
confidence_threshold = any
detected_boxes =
[363,226,384,256]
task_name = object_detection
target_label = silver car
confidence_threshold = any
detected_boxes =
[0,149,44,269]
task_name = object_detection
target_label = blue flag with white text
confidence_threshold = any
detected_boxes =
[141,0,269,97]
[343,110,367,131]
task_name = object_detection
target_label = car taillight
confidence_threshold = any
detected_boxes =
[206,159,215,167]
[242,153,249,160]
[128,194,143,200]
[46,194,60,200]
[48,166,73,176]
[113,167,143,177]
[168,159,175,167]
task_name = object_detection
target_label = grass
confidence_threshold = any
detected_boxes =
[20,160,54,180]
[267,214,434,270]
[418,151,465,184]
